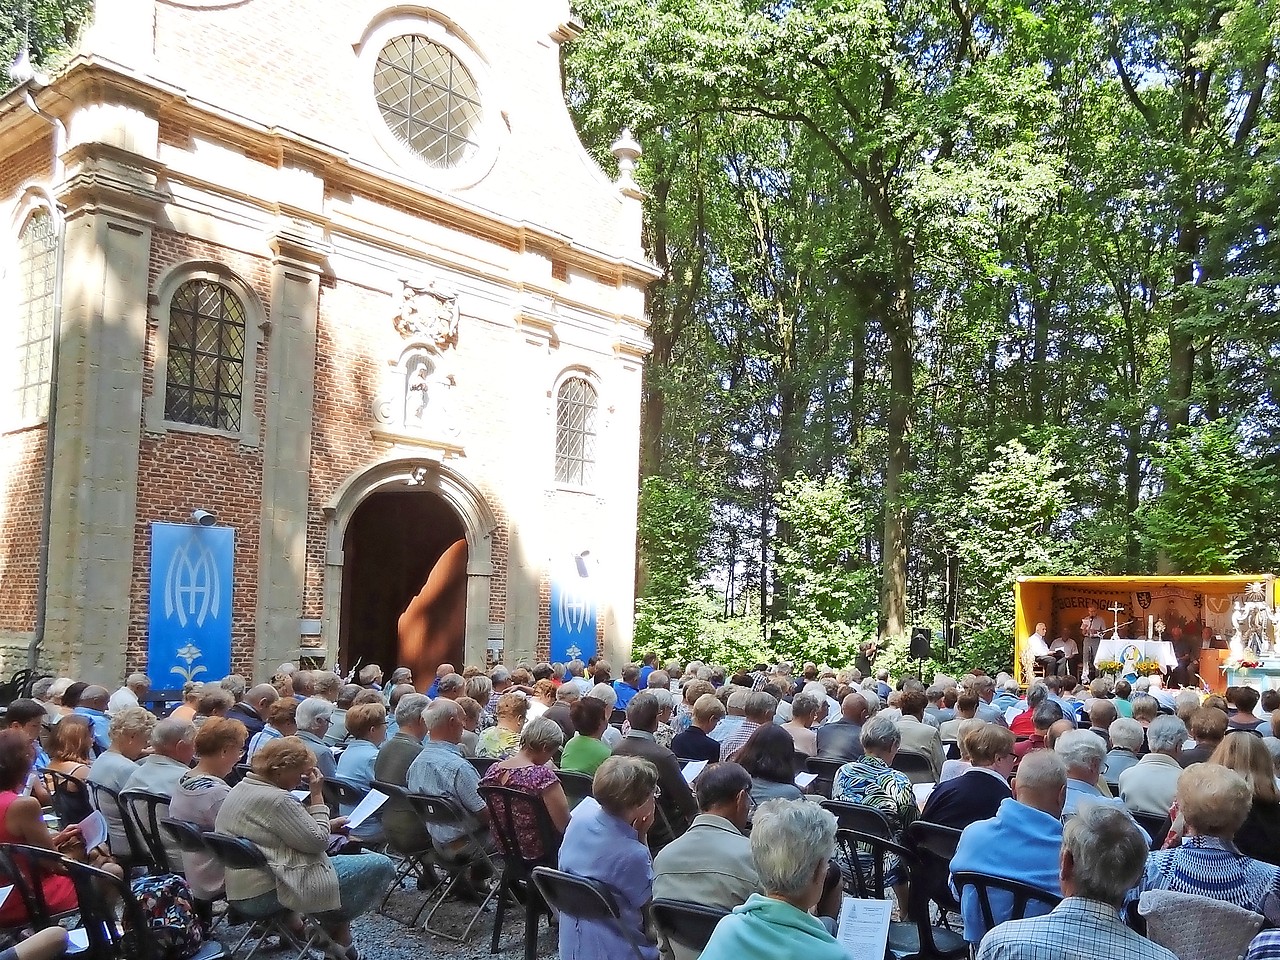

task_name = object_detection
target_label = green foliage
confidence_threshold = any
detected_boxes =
[1138,421,1278,574]
[0,0,90,72]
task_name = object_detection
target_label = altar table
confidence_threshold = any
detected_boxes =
[1092,638,1178,669]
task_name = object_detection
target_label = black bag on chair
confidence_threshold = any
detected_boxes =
[129,873,206,960]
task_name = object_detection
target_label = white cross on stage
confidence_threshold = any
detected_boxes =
[1108,602,1125,640]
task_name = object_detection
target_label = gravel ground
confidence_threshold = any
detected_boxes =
[215,880,560,960]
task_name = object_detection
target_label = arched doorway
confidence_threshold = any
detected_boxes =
[338,489,468,681]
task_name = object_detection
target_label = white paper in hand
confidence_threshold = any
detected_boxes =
[912,783,934,808]
[836,895,893,960]
[794,771,818,789]
[67,929,90,953]
[0,885,12,907]
[344,789,389,830]
[681,760,707,785]
[290,790,310,802]
[77,810,108,851]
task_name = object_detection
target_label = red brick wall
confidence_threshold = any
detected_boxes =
[0,134,53,637]
[127,231,272,678]
[0,429,47,633]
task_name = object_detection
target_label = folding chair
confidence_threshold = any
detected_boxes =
[651,899,729,955]
[836,829,967,960]
[406,792,498,941]
[160,819,222,931]
[1130,811,1172,850]
[468,757,497,778]
[121,790,180,873]
[87,781,151,873]
[951,871,1061,945]
[479,784,563,960]
[805,757,846,800]
[906,821,964,919]
[820,800,893,838]
[0,843,79,929]
[200,833,320,960]
[58,854,225,960]
[320,778,365,819]
[555,770,594,809]
[531,867,651,960]
[890,750,936,785]
[37,767,94,827]
[369,780,436,913]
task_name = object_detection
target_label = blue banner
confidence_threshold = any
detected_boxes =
[148,523,234,688]
[550,557,598,664]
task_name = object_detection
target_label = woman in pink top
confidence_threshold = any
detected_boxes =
[0,730,122,925]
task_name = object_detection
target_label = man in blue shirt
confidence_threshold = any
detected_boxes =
[638,653,658,690]
[613,665,642,711]
[73,686,112,754]
[425,663,454,699]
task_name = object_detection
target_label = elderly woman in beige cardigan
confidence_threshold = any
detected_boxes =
[214,737,394,960]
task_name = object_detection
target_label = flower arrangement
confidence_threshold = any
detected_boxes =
[1096,659,1123,675]
[1135,659,1164,676]
[1232,657,1262,670]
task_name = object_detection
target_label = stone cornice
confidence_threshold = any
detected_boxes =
[4,58,662,287]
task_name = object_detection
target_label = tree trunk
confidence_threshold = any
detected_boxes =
[880,268,914,640]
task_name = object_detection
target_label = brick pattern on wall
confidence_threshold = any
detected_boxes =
[126,231,272,678]
[0,429,48,633]
[0,138,54,638]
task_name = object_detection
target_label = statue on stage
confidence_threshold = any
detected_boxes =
[1230,582,1275,661]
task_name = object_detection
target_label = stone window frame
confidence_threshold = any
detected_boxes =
[145,262,263,446]
[4,190,60,433]
[552,367,601,492]
[355,11,503,191]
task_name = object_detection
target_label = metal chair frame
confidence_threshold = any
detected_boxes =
[805,757,846,800]
[478,783,563,960]
[120,790,179,874]
[86,780,152,873]
[405,792,498,942]
[554,770,595,809]
[951,870,1061,946]
[651,898,729,954]
[368,780,436,916]
[530,867,650,960]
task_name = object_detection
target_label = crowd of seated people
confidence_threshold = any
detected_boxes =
[13,653,1280,960]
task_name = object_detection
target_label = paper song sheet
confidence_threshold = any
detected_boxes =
[681,760,708,785]
[836,895,893,960]
[794,771,818,789]
[344,789,389,829]
[77,810,108,852]
[912,783,934,808]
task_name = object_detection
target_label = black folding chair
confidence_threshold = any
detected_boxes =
[951,871,1061,945]
[531,867,652,960]
[200,833,319,960]
[891,750,936,784]
[37,767,93,826]
[821,800,893,838]
[59,854,226,960]
[906,820,964,918]
[609,709,628,727]
[121,790,179,873]
[805,757,846,800]
[369,780,435,913]
[406,792,498,941]
[479,783,564,960]
[1130,811,1172,850]
[159,818,221,931]
[555,770,595,809]
[651,899,729,955]
[0,843,79,928]
[835,829,967,960]
[320,778,365,819]
[468,756,498,777]
[87,781,151,872]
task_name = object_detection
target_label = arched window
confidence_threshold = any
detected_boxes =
[164,278,247,431]
[373,34,483,169]
[555,376,598,487]
[14,209,57,421]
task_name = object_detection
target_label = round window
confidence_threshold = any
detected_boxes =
[373,35,483,169]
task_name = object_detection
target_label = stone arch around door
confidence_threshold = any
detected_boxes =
[321,456,496,672]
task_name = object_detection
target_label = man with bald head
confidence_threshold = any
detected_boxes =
[74,685,112,753]
[426,663,455,699]
[816,692,869,761]
[227,683,279,738]
[950,750,1067,942]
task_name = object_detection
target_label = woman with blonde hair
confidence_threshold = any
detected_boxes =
[170,682,203,723]
[215,737,394,960]
[1142,763,1280,913]
[476,692,528,760]
[1211,731,1280,864]
[526,679,557,722]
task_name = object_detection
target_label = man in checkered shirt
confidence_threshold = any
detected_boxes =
[977,803,1176,960]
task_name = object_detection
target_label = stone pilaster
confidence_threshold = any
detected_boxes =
[253,222,328,679]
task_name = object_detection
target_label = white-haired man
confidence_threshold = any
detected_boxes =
[976,805,1176,960]
[109,673,151,715]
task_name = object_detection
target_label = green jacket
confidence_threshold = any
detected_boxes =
[699,894,846,960]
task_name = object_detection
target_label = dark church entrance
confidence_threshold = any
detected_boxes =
[339,490,468,683]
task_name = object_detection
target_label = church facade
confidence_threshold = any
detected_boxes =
[0,0,655,686]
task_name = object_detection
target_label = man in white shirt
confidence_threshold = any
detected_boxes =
[108,673,151,715]
[1049,635,1079,677]
[1026,623,1064,676]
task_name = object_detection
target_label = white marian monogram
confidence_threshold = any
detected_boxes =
[164,534,222,629]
